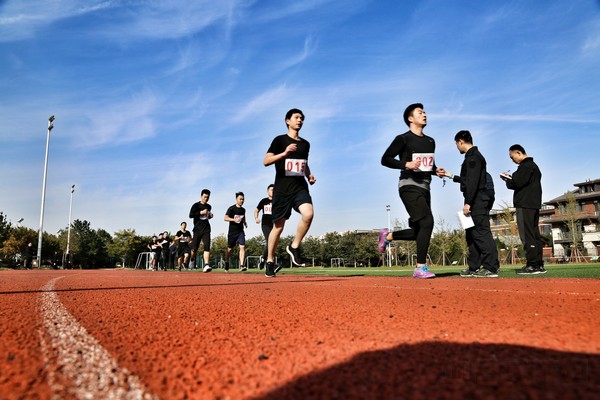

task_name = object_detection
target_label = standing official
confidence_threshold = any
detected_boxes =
[501,144,546,274]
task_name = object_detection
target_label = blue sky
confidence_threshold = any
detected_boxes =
[1,0,599,240]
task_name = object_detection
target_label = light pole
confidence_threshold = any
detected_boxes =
[37,115,54,267]
[65,184,75,268]
[386,205,392,267]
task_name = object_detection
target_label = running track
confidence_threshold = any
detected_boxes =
[1,269,599,399]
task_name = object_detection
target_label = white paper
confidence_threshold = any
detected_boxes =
[457,211,475,230]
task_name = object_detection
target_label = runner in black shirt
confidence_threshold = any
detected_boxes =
[263,108,317,277]
[254,184,274,269]
[379,103,446,279]
[224,192,248,271]
[189,189,213,273]
[159,231,172,270]
[175,222,192,271]
[147,235,162,271]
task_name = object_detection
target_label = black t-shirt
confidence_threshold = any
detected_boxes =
[189,201,212,231]
[159,237,172,252]
[267,134,310,195]
[381,130,437,184]
[226,205,246,235]
[256,197,273,227]
[149,240,162,254]
[176,230,192,245]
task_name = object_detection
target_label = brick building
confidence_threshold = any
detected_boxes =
[489,178,600,261]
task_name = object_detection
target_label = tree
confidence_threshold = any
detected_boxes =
[497,202,522,265]
[0,226,37,267]
[561,191,585,261]
[0,212,12,247]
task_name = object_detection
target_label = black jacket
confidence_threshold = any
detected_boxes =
[506,157,542,209]
[452,146,491,215]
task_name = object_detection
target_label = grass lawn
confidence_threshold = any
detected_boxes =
[241,263,600,279]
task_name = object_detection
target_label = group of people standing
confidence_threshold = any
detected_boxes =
[148,104,545,279]
[378,103,546,278]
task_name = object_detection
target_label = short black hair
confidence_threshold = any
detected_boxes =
[267,184,274,190]
[285,108,304,126]
[201,189,211,196]
[180,221,187,226]
[403,103,423,126]
[509,144,526,154]
[236,191,244,198]
[454,130,473,144]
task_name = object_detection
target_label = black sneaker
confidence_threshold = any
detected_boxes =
[274,263,283,273]
[473,268,498,278]
[516,265,546,275]
[265,261,276,278]
[259,257,265,270]
[224,261,230,272]
[460,268,477,277]
[240,265,247,272]
[286,245,305,267]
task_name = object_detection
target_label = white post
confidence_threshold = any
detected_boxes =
[66,184,75,264]
[37,115,54,266]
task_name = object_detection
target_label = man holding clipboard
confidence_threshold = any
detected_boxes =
[443,130,500,277]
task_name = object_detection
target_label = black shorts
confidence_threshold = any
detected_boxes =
[177,243,190,257]
[399,185,432,226]
[272,189,312,223]
[227,231,246,248]
[191,229,211,252]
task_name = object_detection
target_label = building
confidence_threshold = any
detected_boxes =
[489,178,600,261]
[542,178,600,258]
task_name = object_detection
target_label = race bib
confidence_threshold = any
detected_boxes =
[412,153,435,172]
[234,215,244,223]
[285,158,306,176]
[264,203,272,215]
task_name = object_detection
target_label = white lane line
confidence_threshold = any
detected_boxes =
[37,277,157,400]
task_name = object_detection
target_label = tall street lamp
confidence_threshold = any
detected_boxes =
[37,115,54,267]
[65,184,75,268]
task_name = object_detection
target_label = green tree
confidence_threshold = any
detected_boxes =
[108,229,145,267]
[0,212,12,246]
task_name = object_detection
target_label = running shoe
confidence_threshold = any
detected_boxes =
[378,229,390,253]
[265,261,276,278]
[473,268,498,278]
[274,263,283,273]
[240,265,247,272]
[224,261,230,272]
[413,265,435,279]
[202,265,212,273]
[286,245,305,267]
[516,265,547,275]
[460,268,477,277]
[259,257,265,270]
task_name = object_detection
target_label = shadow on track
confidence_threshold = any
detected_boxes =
[253,341,599,400]
[0,277,344,295]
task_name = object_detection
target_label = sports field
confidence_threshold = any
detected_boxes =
[1,267,598,399]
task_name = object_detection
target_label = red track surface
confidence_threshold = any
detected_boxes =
[1,269,599,399]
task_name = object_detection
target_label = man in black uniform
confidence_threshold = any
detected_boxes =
[263,108,317,277]
[175,222,192,271]
[224,192,248,271]
[189,189,213,273]
[379,103,445,279]
[444,130,500,277]
[159,231,172,270]
[254,184,274,269]
[501,144,546,274]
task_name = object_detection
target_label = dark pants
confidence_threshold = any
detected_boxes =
[466,213,500,272]
[516,208,544,267]
[393,185,434,265]
[261,224,272,260]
